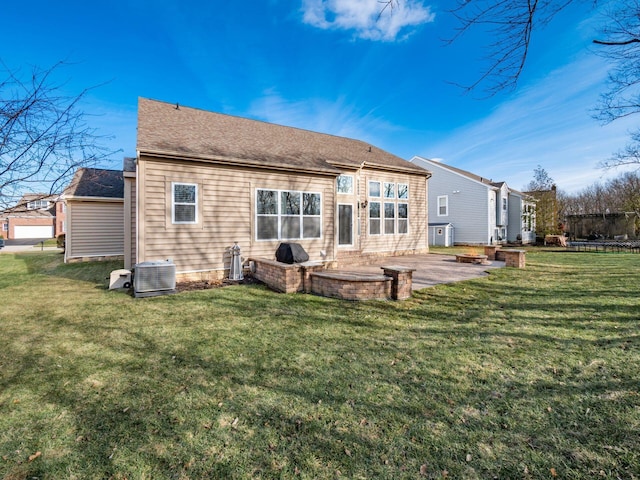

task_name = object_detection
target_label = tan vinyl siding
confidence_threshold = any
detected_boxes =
[66,201,124,259]
[124,176,136,269]
[137,156,335,274]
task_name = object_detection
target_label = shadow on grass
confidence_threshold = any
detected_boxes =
[2,251,640,477]
[4,300,639,478]
[4,251,123,289]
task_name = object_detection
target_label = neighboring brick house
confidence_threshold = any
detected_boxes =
[0,194,65,240]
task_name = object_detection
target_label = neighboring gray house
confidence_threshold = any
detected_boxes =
[410,156,536,245]
[507,189,536,244]
[62,168,125,262]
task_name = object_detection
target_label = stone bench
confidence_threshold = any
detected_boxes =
[310,271,392,301]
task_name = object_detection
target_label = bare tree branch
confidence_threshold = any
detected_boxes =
[446,0,575,96]
[600,129,640,169]
[0,61,117,209]
[593,38,640,46]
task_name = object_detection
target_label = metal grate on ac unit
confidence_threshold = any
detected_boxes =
[133,260,176,298]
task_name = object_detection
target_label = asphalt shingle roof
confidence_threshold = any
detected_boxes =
[137,98,429,176]
[64,168,124,199]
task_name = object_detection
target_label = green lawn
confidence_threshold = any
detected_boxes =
[1,250,638,479]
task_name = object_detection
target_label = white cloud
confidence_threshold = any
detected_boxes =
[301,0,435,41]
[248,89,400,143]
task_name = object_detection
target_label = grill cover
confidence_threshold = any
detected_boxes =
[275,242,309,264]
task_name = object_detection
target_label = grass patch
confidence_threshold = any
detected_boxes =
[31,238,59,248]
[1,250,639,479]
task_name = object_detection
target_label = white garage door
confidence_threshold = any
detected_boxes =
[14,225,54,239]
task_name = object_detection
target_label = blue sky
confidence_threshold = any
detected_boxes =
[3,0,634,193]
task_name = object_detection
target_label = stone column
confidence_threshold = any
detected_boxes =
[484,245,500,261]
[381,266,416,300]
[502,250,526,268]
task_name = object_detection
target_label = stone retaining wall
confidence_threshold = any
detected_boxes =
[249,258,415,301]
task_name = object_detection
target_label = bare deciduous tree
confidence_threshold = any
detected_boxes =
[447,0,576,95]
[562,171,640,214]
[523,165,562,236]
[592,1,640,169]
[380,0,640,167]
[0,61,114,209]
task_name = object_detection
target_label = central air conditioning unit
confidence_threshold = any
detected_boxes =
[133,260,176,298]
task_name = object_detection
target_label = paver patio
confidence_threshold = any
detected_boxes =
[341,253,506,290]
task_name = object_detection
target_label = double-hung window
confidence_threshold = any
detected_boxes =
[172,183,197,224]
[398,203,408,234]
[437,195,448,216]
[256,189,321,240]
[384,202,395,234]
[369,181,381,235]
[397,183,409,234]
[369,202,381,235]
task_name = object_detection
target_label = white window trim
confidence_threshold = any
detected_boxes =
[437,195,449,217]
[255,188,322,241]
[172,182,198,224]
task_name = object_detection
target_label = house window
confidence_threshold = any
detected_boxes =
[368,181,409,236]
[384,202,395,234]
[369,201,381,235]
[302,192,322,238]
[256,189,321,240]
[503,198,507,211]
[337,175,354,194]
[437,195,448,216]
[280,191,301,239]
[398,203,408,234]
[172,183,197,224]
[398,183,409,199]
[2,222,7,232]
[369,181,381,198]
[27,200,49,210]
